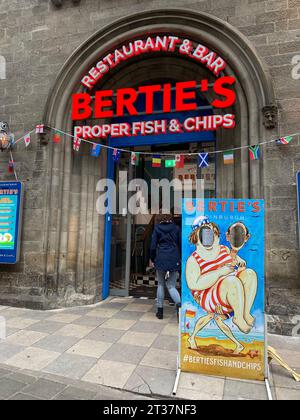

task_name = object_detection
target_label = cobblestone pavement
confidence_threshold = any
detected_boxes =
[0,297,299,400]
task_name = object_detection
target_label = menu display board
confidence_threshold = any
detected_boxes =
[0,182,23,264]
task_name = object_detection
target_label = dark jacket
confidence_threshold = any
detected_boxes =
[150,222,181,272]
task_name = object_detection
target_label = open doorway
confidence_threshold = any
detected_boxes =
[109,141,216,298]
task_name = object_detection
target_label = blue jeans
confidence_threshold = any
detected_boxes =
[157,270,181,309]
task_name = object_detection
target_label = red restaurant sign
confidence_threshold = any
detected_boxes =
[81,35,227,89]
[73,34,237,141]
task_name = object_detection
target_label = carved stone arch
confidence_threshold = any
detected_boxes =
[42,9,276,304]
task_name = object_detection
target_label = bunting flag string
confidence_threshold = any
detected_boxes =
[249,145,261,161]
[4,130,32,150]
[2,125,299,177]
[9,150,18,181]
[35,124,45,134]
[8,159,14,173]
[198,153,209,168]
[24,133,31,148]
[175,154,184,168]
[113,148,121,162]
[152,155,162,168]
[44,126,298,158]
[223,150,234,165]
[73,137,81,152]
[276,136,293,145]
[165,159,176,168]
[53,132,61,144]
[131,152,140,166]
[2,128,36,150]
[91,143,101,157]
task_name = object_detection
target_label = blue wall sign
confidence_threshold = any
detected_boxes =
[0,182,24,264]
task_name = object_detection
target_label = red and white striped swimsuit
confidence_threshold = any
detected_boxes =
[191,246,234,316]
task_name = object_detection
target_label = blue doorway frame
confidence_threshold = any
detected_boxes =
[102,148,114,300]
[101,138,216,300]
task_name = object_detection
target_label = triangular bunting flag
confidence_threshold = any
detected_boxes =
[165,159,176,168]
[24,133,31,147]
[131,152,140,166]
[91,143,101,157]
[36,124,44,134]
[175,154,184,168]
[276,136,293,145]
[249,145,260,161]
[152,155,161,168]
[8,159,14,173]
[73,137,81,152]
[53,132,61,144]
[113,148,121,162]
[223,151,234,165]
[9,134,15,148]
[198,153,209,168]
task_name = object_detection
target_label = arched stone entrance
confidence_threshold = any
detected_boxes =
[42,9,276,306]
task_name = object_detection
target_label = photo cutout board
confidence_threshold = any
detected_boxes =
[181,199,266,381]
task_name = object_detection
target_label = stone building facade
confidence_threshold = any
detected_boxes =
[0,0,299,323]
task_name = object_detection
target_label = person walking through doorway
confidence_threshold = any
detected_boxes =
[149,213,181,320]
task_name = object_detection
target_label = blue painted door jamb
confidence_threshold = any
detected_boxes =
[102,148,114,300]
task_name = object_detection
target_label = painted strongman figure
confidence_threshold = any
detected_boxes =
[185,216,258,354]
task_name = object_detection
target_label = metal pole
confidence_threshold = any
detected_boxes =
[178,307,182,369]
[172,368,182,396]
[265,378,273,401]
[173,307,182,395]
